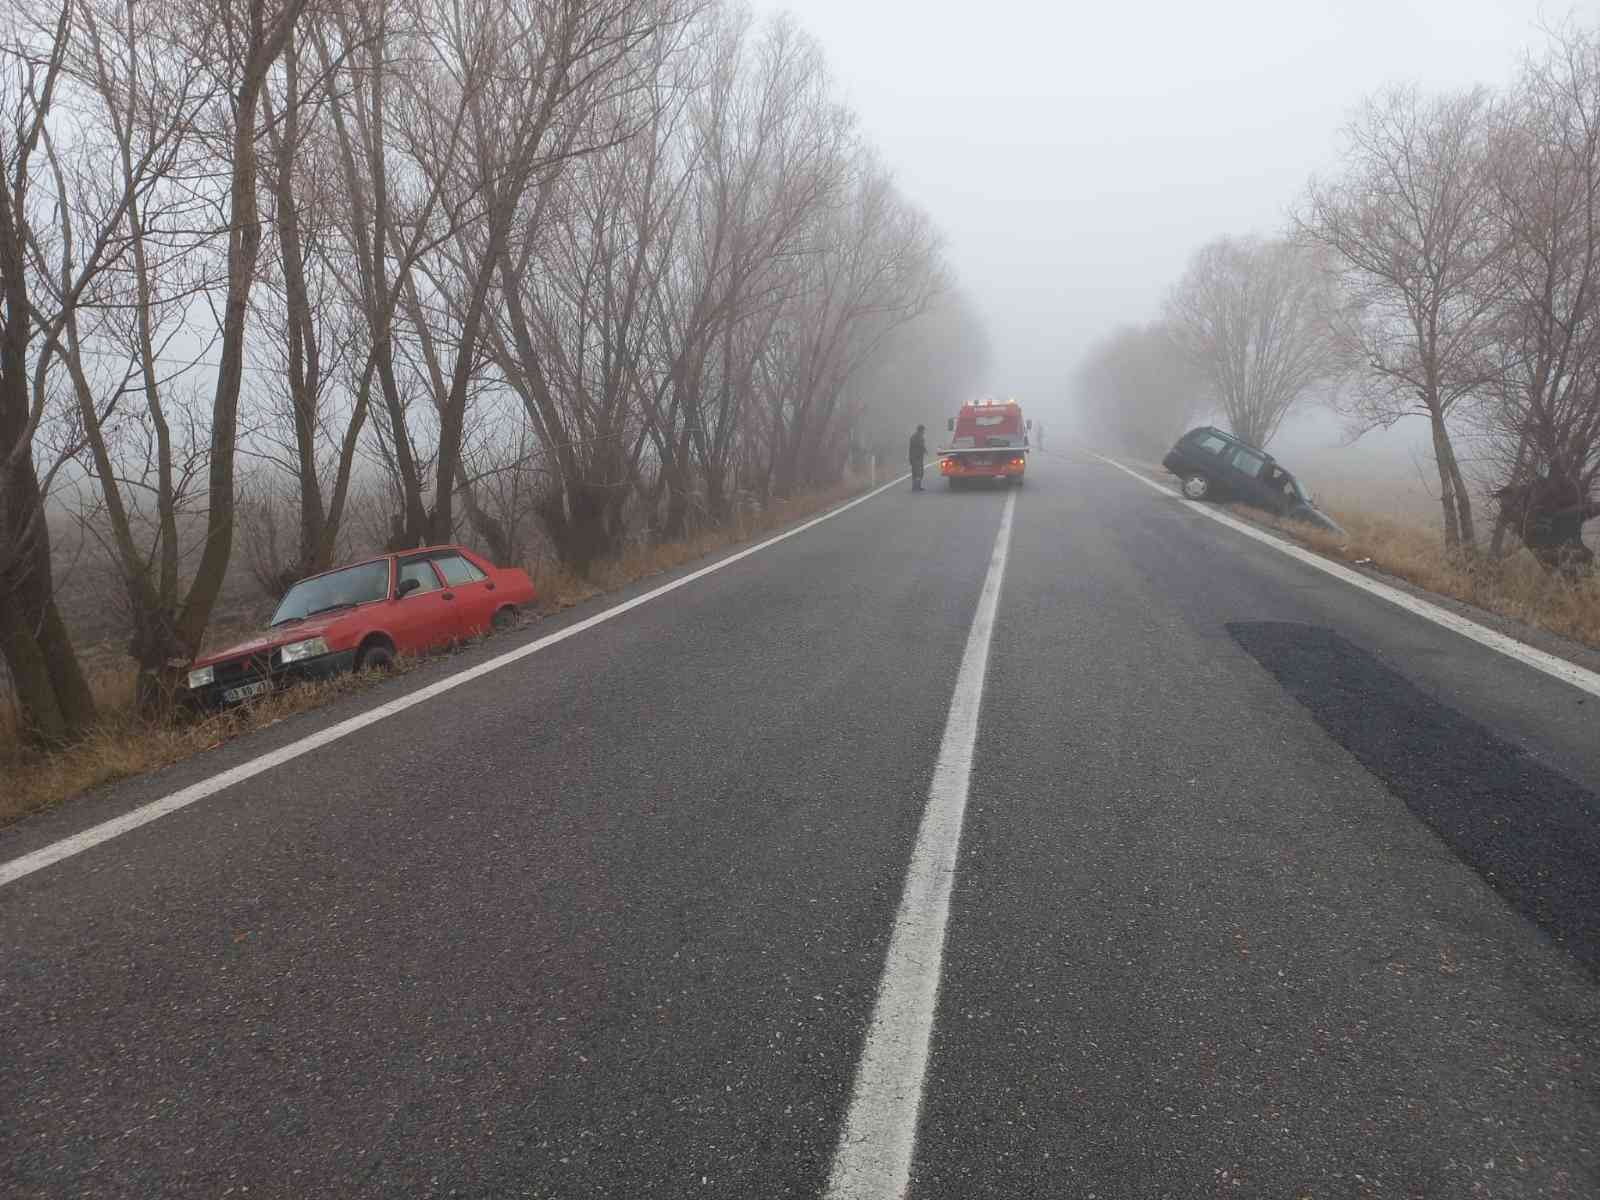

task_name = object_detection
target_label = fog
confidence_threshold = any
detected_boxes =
[750,0,1550,432]
[10,0,1594,740]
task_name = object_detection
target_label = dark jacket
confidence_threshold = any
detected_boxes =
[908,430,927,463]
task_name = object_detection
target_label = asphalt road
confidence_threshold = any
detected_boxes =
[3,453,1598,1198]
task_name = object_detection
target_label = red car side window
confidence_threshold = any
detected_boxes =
[398,557,443,594]
[434,554,488,586]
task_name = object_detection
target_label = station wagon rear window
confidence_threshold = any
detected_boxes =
[1231,448,1268,477]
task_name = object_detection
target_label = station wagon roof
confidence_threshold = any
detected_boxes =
[1188,426,1276,461]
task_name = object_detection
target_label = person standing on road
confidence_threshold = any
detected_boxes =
[909,424,928,491]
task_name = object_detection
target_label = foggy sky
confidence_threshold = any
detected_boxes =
[752,0,1555,426]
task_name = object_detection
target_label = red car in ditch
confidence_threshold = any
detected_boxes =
[183,545,536,708]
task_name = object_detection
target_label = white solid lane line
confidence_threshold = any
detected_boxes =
[825,488,1017,1200]
[1096,454,1600,701]
[0,476,912,891]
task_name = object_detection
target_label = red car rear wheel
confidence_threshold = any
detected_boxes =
[356,642,395,672]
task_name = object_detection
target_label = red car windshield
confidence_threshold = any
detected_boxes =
[270,560,391,627]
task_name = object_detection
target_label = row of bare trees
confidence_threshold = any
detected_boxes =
[1074,19,1600,575]
[1,0,989,742]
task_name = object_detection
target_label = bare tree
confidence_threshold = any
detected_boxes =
[1300,85,1505,553]
[1070,321,1198,461]
[1481,22,1600,573]
[759,154,942,499]
[484,37,686,571]
[254,19,352,590]
[0,0,96,743]
[4,0,991,728]
[308,0,448,553]
[42,0,311,710]
[849,286,992,463]
[646,12,851,531]
[1165,235,1338,449]
[400,0,689,559]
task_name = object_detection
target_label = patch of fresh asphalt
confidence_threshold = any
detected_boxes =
[0,476,1006,1198]
[1229,620,1600,977]
[913,456,1600,1197]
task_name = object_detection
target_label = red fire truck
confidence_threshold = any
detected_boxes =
[939,398,1031,488]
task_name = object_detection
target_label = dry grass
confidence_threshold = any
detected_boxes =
[0,659,420,829]
[1230,502,1600,651]
[0,475,876,828]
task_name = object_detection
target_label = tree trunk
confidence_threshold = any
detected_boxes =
[1,138,96,742]
[1,575,97,746]
[705,471,729,524]
[127,593,189,716]
[269,33,327,577]
[659,483,689,542]
[0,596,67,745]
[540,482,618,577]
[1440,425,1477,553]
[176,0,310,671]
[1428,409,1463,551]
[460,478,511,565]
[0,484,97,744]
[1489,431,1529,558]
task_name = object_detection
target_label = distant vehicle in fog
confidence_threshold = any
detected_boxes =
[1162,426,1345,535]
[940,398,1031,489]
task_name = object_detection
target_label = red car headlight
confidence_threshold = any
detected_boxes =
[279,636,331,665]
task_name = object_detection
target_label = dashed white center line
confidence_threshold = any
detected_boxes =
[825,488,1017,1200]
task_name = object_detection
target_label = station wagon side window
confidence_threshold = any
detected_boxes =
[398,556,443,594]
[1192,433,1229,455]
[433,553,488,586]
[1230,448,1268,479]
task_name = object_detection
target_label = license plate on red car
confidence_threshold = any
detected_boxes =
[223,681,271,704]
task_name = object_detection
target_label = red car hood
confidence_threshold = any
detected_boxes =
[193,610,349,669]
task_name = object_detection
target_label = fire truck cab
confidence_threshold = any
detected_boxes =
[940,397,1031,488]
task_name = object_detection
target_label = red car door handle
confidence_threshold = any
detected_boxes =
[486,582,496,591]
[443,592,455,600]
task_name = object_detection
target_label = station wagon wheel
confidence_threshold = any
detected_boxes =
[356,643,395,672]
[1181,475,1212,500]
[492,606,518,634]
